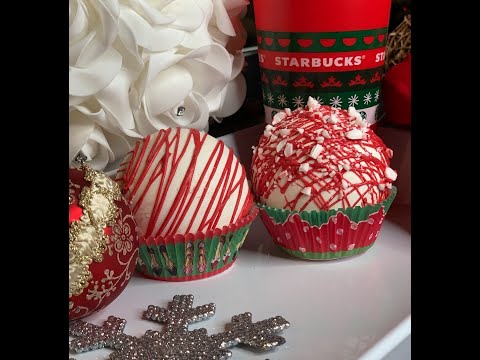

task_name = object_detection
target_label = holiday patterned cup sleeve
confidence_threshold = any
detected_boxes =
[253,0,392,124]
[136,204,259,281]
[258,186,397,260]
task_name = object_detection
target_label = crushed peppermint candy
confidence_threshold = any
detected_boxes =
[385,167,397,181]
[301,187,312,196]
[345,129,363,140]
[328,113,339,124]
[299,163,310,173]
[251,102,397,212]
[309,144,324,159]
[284,142,294,157]
[276,139,287,152]
[307,96,319,110]
[272,112,286,125]
[279,170,288,178]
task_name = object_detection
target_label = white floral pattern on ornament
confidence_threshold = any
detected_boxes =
[112,213,136,256]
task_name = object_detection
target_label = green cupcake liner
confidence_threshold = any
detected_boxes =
[136,205,258,281]
[258,187,397,260]
[279,244,375,260]
[259,186,397,226]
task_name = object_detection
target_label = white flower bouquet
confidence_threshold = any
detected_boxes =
[69,0,249,170]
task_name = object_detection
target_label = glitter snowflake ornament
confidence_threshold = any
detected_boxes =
[69,294,290,359]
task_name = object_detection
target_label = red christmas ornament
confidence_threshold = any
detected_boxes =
[69,165,139,321]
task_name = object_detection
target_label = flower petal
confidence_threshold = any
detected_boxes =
[148,26,185,52]
[72,99,141,141]
[146,92,209,131]
[222,0,249,14]
[93,0,120,46]
[130,89,158,136]
[120,6,184,51]
[117,16,144,71]
[211,0,235,36]
[69,0,89,43]
[103,130,135,164]
[187,43,232,78]
[69,94,89,107]
[69,30,96,66]
[211,73,246,117]
[230,49,245,79]
[144,64,193,116]
[69,47,122,96]
[142,109,177,131]
[74,0,120,67]
[162,0,207,31]
[143,50,183,94]
[82,125,114,170]
[179,0,213,49]
[96,69,138,134]
[181,92,210,130]
[69,110,95,163]
[208,26,229,47]
[181,45,232,101]
[128,0,175,25]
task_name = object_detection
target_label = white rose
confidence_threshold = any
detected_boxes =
[69,0,248,171]
[69,0,121,98]
[70,0,141,169]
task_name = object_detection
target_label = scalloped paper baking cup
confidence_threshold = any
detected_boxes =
[136,205,259,281]
[258,187,397,260]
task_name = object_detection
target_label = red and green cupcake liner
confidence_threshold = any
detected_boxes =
[136,204,259,281]
[258,187,397,260]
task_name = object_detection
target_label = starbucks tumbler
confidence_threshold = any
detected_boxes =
[253,0,392,124]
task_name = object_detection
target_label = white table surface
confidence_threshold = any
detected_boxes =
[72,125,411,360]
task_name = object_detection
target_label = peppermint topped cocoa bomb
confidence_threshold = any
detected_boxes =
[117,128,253,238]
[251,97,397,212]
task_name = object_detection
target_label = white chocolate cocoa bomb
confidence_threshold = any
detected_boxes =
[117,128,253,238]
[251,97,397,211]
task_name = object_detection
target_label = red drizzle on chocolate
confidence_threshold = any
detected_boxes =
[118,128,252,237]
[252,105,394,211]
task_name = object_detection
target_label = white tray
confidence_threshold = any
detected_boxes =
[72,125,411,360]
